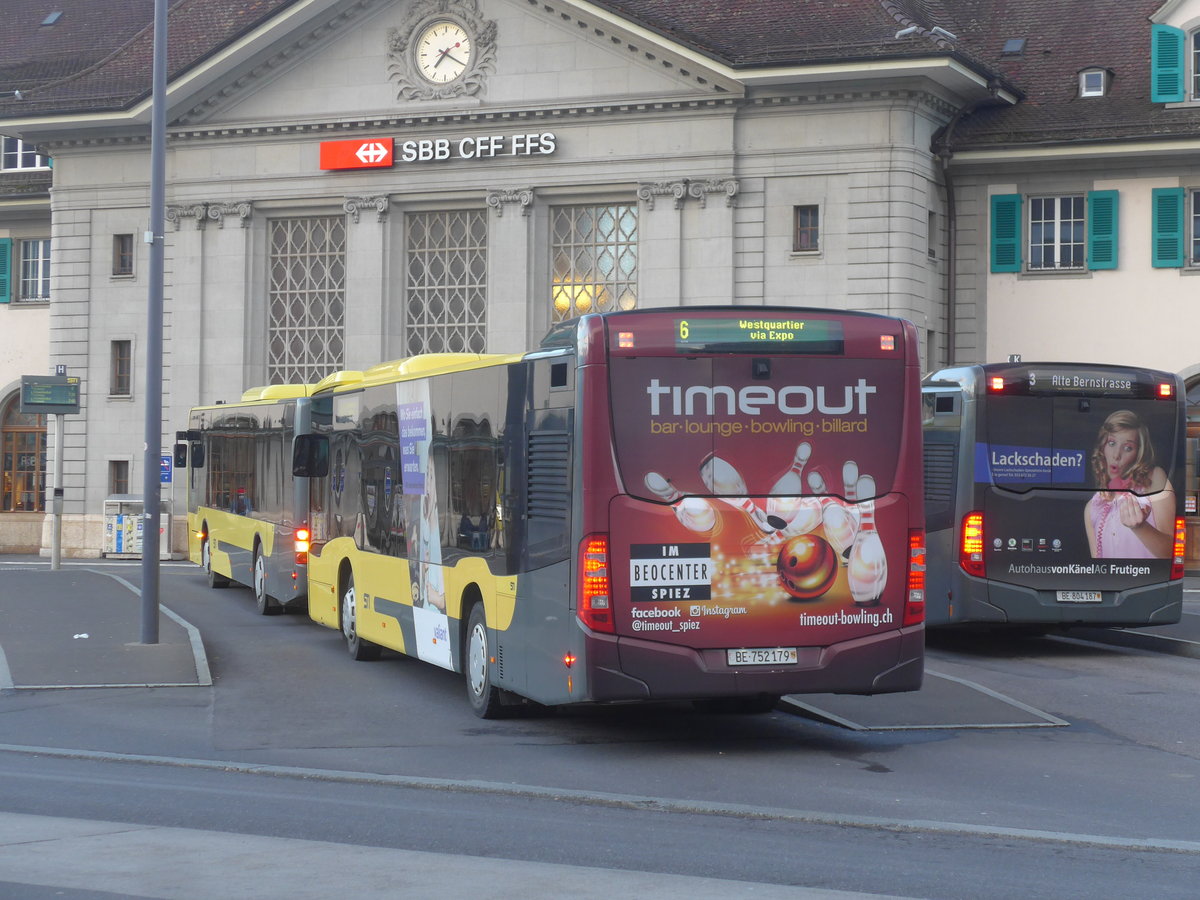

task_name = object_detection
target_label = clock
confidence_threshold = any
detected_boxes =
[415,20,473,84]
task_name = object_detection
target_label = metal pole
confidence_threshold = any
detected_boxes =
[140,0,167,644]
[50,413,63,570]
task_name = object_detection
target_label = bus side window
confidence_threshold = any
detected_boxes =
[293,434,330,477]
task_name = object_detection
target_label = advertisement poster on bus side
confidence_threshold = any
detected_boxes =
[397,381,454,670]
[975,392,1180,589]
[608,355,912,647]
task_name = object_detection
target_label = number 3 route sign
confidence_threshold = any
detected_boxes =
[320,138,394,170]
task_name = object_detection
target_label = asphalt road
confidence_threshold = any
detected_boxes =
[2,559,1199,899]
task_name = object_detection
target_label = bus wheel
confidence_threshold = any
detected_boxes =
[253,546,280,616]
[466,603,503,719]
[341,574,380,661]
[203,537,229,589]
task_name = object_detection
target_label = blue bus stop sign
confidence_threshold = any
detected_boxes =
[160,455,172,484]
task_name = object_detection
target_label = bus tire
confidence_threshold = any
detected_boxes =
[465,603,504,719]
[253,544,281,616]
[203,535,229,589]
[341,572,380,661]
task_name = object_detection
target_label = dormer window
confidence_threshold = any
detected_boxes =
[1079,69,1106,98]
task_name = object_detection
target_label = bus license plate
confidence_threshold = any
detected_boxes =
[1057,590,1102,603]
[727,647,798,666]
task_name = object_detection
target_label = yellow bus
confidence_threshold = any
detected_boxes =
[181,383,314,615]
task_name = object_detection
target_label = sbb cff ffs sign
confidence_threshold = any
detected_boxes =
[319,138,394,170]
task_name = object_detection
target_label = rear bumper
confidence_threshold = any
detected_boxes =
[939,573,1183,627]
[581,625,924,702]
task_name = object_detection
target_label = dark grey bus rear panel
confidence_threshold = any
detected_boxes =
[922,363,1185,628]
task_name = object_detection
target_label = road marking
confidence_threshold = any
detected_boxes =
[782,669,1069,731]
[0,743,1196,855]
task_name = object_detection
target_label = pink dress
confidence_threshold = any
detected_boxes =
[1089,493,1156,559]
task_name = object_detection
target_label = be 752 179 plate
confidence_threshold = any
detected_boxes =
[727,647,798,666]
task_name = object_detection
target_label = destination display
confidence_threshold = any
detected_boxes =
[673,318,845,354]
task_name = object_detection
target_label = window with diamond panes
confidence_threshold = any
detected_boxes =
[405,210,488,355]
[267,217,346,385]
[551,204,637,321]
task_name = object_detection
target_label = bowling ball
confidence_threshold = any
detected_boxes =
[776,534,837,600]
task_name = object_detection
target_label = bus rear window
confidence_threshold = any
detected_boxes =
[980,396,1180,492]
[609,355,905,502]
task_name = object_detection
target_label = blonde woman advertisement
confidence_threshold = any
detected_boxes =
[1084,409,1174,560]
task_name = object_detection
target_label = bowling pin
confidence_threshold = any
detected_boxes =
[767,442,812,526]
[847,474,887,606]
[700,454,778,533]
[645,472,716,533]
[822,502,857,565]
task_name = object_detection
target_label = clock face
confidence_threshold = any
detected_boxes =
[416,21,473,84]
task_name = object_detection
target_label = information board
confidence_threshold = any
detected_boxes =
[20,375,80,415]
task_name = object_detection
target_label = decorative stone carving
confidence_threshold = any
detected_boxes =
[165,204,208,231]
[207,202,252,228]
[636,181,688,210]
[485,188,533,217]
[638,179,738,209]
[688,178,739,208]
[343,196,390,224]
[386,0,497,102]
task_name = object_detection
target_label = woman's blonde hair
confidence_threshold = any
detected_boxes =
[1090,409,1154,488]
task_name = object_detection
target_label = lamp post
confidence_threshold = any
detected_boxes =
[140,0,167,644]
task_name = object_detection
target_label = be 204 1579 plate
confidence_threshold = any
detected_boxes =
[726,647,798,666]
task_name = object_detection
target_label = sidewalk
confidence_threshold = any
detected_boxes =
[0,564,209,690]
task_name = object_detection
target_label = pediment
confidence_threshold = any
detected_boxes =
[176,0,738,129]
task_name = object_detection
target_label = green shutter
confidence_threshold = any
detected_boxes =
[0,238,11,303]
[1152,24,1186,103]
[1152,187,1185,268]
[1087,190,1119,270]
[990,194,1022,273]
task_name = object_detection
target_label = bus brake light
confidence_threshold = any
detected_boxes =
[295,527,311,566]
[1171,517,1186,581]
[1159,382,1174,398]
[905,529,926,626]
[578,535,614,633]
[988,376,1005,393]
[960,512,986,577]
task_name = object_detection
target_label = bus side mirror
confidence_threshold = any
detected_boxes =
[293,434,329,478]
[173,443,188,468]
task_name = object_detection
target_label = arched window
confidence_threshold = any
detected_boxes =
[1,393,46,512]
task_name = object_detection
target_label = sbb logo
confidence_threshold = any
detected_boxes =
[399,139,451,162]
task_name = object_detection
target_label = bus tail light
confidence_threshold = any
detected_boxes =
[1158,382,1174,399]
[295,526,311,566]
[578,534,614,633]
[1171,517,1186,581]
[960,511,986,577]
[904,529,926,626]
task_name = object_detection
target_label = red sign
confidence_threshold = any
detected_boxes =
[319,138,394,170]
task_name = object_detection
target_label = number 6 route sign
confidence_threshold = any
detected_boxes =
[320,138,394,170]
